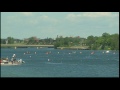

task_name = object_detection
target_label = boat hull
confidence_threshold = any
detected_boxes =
[1,62,22,66]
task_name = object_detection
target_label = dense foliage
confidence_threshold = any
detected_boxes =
[54,33,119,50]
[54,36,85,49]
[87,33,119,50]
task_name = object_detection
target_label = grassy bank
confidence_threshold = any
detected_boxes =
[57,46,90,50]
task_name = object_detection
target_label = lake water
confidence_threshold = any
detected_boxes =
[1,47,119,77]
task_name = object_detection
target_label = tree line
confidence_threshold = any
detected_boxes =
[1,32,119,50]
[54,32,119,50]
[85,33,119,50]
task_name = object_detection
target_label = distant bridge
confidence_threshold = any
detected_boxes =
[1,44,54,48]
[1,44,89,50]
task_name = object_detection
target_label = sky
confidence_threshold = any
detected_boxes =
[1,12,119,39]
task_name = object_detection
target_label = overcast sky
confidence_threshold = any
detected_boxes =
[1,12,119,39]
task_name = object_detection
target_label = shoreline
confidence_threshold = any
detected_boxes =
[57,46,90,50]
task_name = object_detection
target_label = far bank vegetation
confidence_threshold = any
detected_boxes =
[1,32,119,50]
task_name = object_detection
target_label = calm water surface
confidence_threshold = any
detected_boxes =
[1,48,119,77]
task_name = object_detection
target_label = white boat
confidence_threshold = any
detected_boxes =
[0,59,25,65]
[0,54,25,65]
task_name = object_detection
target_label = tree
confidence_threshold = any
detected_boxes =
[7,37,14,44]
[86,35,95,49]
[110,33,119,50]
[64,37,69,46]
